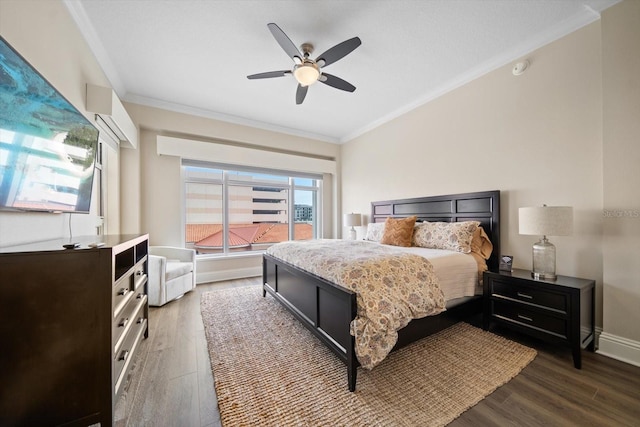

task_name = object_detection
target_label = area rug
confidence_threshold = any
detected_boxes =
[201,286,537,426]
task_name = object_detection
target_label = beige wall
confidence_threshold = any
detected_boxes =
[0,0,113,246]
[125,103,340,281]
[342,2,640,365]
[342,22,605,321]
[600,0,640,359]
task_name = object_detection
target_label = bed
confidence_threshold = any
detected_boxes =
[262,190,500,391]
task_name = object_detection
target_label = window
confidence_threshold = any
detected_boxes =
[183,162,322,255]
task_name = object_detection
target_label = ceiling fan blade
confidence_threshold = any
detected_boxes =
[268,23,302,62]
[315,37,361,67]
[296,84,308,105]
[319,73,356,92]
[247,70,291,80]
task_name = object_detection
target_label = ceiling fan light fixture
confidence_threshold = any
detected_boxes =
[294,63,320,86]
[249,23,360,104]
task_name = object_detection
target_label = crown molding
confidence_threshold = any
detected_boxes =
[63,0,126,95]
[125,93,339,144]
[340,4,609,143]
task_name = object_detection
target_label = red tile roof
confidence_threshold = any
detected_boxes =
[186,224,222,243]
[186,223,313,248]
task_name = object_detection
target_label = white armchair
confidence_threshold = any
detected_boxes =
[148,246,196,307]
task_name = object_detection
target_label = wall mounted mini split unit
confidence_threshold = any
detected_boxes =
[86,84,138,150]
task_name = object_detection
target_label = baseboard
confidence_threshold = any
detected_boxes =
[597,331,640,367]
[197,267,262,284]
[595,326,603,349]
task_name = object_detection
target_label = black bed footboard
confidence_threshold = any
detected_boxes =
[263,253,359,391]
[260,190,498,393]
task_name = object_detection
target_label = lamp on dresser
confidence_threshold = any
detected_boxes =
[519,205,573,280]
[344,213,362,240]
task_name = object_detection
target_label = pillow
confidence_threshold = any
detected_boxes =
[470,226,493,260]
[365,222,386,242]
[380,216,417,247]
[412,220,480,253]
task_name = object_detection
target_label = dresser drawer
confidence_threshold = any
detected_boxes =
[113,274,134,316]
[491,280,567,312]
[114,301,147,396]
[492,300,568,339]
[133,271,147,293]
[113,287,147,351]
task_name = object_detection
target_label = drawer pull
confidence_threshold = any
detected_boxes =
[136,317,145,324]
[118,317,129,328]
[136,293,144,300]
[518,314,533,322]
[517,292,533,299]
[118,350,129,361]
[117,288,129,296]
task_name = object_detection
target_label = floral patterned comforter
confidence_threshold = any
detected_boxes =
[265,239,446,369]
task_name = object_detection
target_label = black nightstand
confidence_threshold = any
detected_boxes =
[483,268,595,369]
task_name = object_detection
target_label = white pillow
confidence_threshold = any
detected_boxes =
[365,222,385,242]
[412,221,480,253]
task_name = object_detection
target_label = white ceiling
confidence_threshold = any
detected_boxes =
[65,0,618,144]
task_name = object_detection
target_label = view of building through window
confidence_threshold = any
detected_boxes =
[183,164,321,255]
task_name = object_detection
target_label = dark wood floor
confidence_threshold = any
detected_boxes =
[117,277,640,426]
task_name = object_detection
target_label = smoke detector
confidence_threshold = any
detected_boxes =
[512,60,530,76]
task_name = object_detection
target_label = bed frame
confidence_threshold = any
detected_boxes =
[262,190,500,391]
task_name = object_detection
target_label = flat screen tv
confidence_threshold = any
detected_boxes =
[0,36,99,213]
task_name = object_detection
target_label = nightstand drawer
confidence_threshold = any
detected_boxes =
[492,300,567,339]
[491,280,567,312]
[484,269,595,370]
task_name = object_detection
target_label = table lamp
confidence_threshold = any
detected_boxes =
[519,205,573,280]
[343,213,362,240]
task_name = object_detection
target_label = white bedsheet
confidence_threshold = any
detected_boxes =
[364,242,480,301]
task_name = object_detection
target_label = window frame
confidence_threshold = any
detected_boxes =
[182,161,322,257]
[94,139,104,236]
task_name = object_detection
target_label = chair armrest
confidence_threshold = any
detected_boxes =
[147,255,167,286]
[147,254,168,306]
[149,246,196,263]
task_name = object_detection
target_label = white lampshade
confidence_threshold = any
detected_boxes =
[519,205,573,281]
[519,206,573,236]
[293,64,320,86]
[344,213,361,241]
[343,213,362,227]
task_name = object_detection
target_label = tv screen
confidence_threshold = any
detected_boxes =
[0,36,99,213]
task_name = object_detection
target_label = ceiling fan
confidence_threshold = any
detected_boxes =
[247,23,361,105]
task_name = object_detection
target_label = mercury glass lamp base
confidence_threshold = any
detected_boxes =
[531,236,557,281]
[532,271,557,281]
[348,227,357,240]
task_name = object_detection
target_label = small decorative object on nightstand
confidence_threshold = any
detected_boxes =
[483,269,595,369]
[344,213,361,240]
[499,255,513,272]
[519,205,573,280]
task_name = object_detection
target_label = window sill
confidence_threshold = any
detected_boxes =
[196,251,265,261]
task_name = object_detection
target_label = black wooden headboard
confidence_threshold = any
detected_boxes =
[371,190,501,272]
